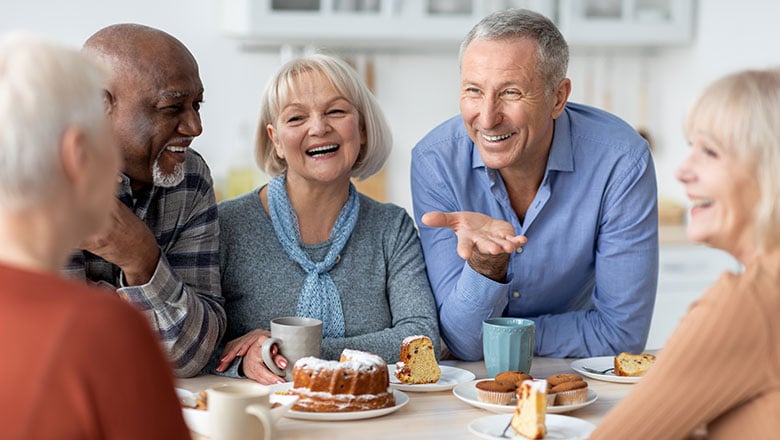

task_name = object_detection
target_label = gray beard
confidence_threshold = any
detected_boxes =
[152,159,185,188]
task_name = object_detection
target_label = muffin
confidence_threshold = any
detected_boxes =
[475,379,516,405]
[545,373,588,406]
[495,370,533,386]
[549,378,588,405]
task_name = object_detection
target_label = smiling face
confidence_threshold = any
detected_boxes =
[459,38,569,173]
[676,130,759,259]
[266,70,365,188]
[107,39,203,190]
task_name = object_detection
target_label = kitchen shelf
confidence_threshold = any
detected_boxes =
[219,0,556,50]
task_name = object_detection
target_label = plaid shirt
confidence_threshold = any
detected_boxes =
[64,150,225,377]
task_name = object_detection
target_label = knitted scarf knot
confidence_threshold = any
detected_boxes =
[267,174,359,338]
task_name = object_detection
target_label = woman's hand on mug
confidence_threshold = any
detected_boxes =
[216,329,288,384]
[245,335,288,384]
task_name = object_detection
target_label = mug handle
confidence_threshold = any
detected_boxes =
[245,404,273,440]
[260,337,286,377]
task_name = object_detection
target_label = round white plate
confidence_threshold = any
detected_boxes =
[468,413,595,440]
[388,364,476,392]
[570,356,641,384]
[176,387,298,437]
[267,383,409,421]
[453,380,598,414]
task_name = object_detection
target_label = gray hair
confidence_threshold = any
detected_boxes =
[459,8,569,93]
[0,33,109,210]
[256,53,392,180]
[685,68,780,249]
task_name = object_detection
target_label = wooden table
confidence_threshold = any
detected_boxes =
[178,357,632,439]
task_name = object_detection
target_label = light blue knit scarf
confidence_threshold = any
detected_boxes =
[267,173,359,338]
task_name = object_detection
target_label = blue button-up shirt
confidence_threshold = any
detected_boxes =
[411,102,659,359]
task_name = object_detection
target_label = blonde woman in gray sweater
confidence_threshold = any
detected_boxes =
[213,54,440,385]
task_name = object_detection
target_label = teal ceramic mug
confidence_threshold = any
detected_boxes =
[482,317,535,378]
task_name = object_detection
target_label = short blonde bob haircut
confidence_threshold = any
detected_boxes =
[256,54,392,180]
[685,68,780,249]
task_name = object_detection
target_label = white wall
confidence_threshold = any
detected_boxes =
[2,0,779,214]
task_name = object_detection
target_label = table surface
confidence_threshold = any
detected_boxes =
[178,357,634,439]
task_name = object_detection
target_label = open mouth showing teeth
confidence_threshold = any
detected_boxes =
[691,199,713,208]
[482,133,512,142]
[307,144,339,157]
[166,146,188,153]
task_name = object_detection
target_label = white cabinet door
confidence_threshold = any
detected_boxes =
[558,0,694,46]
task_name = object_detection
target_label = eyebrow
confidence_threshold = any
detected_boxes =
[160,89,204,100]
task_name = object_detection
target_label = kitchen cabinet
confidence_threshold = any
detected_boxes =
[645,242,739,350]
[220,0,694,50]
[219,0,555,50]
[558,0,694,46]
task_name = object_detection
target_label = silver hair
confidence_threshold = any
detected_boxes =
[0,32,109,210]
[459,8,569,94]
[256,53,392,180]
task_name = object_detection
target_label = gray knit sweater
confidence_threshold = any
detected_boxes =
[214,188,440,377]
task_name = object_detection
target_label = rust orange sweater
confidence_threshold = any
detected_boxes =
[0,263,190,439]
[592,253,780,439]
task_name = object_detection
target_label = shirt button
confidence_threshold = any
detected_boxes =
[516,247,523,254]
[512,291,521,298]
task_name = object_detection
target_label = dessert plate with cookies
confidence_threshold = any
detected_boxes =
[570,352,656,384]
[469,379,595,439]
[452,375,597,414]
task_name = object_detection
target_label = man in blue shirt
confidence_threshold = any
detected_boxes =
[411,9,659,360]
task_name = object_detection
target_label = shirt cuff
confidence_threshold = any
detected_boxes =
[117,252,181,307]
[458,262,511,311]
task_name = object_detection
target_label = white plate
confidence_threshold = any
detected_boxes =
[468,413,595,440]
[267,383,409,421]
[388,364,476,392]
[176,388,298,437]
[453,380,597,414]
[570,356,641,384]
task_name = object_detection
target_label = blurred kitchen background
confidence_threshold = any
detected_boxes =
[1,0,770,349]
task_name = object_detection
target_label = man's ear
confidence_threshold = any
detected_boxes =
[551,78,571,119]
[60,126,88,185]
[103,89,115,114]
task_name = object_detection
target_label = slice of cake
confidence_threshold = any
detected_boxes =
[614,352,656,377]
[393,335,441,384]
[511,379,547,439]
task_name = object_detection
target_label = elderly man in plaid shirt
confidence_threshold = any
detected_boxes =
[63,24,225,378]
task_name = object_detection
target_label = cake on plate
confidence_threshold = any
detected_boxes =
[393,335,441,384]
[288,348,395,412]
[614,352,656,377]
[511,379,547,439]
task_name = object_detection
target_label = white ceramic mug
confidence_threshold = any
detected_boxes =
[207,383,296,440]
[261,316,323,381]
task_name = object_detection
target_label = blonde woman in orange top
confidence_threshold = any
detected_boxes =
[592,69,780,439]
